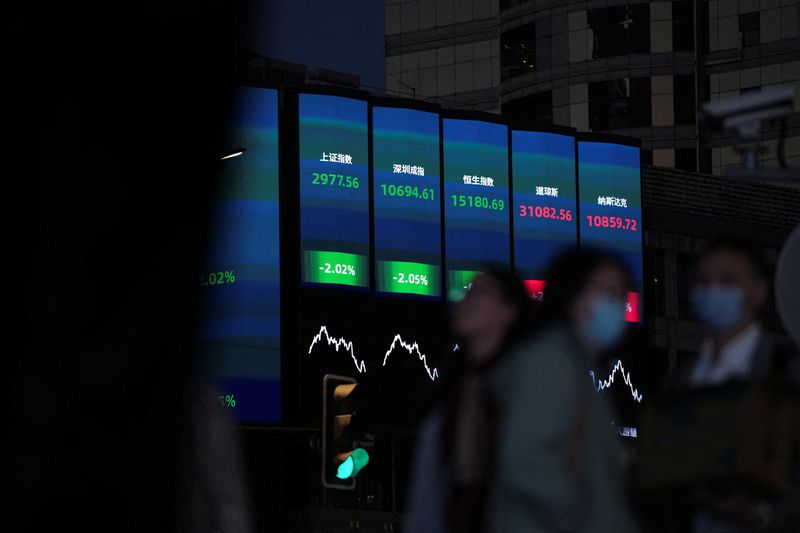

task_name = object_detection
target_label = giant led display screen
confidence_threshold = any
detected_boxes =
[197,86,281,423]
[299,93,370,288]
[443,118,510,300]
[512,130,578,299]
[578,140,643,322]
[373,106,441,298]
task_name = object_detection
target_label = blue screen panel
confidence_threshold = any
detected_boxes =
[578,140,643,322]
[299,93,370,289]
[443,118,510,300]
[197,86,281,423]
[373,106,441,298]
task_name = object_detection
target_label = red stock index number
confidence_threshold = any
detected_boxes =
[586,215,638,231]
[518,205,573,221]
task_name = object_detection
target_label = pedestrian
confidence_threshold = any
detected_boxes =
[404,266,533,533]
[653,239,800,533]
[483,249,639,533]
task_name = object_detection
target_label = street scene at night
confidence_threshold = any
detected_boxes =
[4,1,800,532]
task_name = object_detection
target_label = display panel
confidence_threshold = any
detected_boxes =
[578,140,643,322]
[442,118,510,300]
[511,130,578,299]
[373,106,442,298]
[197,86,281,423]
[299,93,370,289]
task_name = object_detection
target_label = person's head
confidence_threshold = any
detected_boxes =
[539,249,632,356]
[451,266,531,368]
[691,240,769,335]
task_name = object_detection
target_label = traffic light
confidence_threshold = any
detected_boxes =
[322,374,370,489]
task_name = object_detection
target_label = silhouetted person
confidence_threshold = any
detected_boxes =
[404,267,533,533]
[660,240,800,532]
[482,249,639,533]
[3,1,248,531]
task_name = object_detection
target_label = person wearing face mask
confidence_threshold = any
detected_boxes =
[659,240,800,533]
[482,249,639,533]
[676,240,799,388]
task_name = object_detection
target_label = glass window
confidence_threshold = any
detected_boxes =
[675,148,697,172]
[501,24,536,81]
[673,74,696,125]
[644,248,666,318]
[501,91,553,127]
[672,1,695,51]
[641,149,653,165]
[739,12,760,48]
[500,0,523,10]
[589,78,652,130]
[587,4,650,58]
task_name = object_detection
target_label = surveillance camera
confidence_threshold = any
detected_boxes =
[701,84,799,137]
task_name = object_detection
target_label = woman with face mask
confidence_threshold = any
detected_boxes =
[482,249,639,533]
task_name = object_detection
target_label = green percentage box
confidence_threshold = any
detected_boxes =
[447,269,483,301]
[304,250,369,287]
[377,261,440,297]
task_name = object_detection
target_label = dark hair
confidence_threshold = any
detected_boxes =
[474,264,535,357]
[697,239,770,280]
[537,248,632,325]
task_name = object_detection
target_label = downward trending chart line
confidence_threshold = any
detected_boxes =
[308,325,367,373]
[589,359,644,403]
[383,334,439,381]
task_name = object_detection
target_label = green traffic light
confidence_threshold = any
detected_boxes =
[336,448,370,479]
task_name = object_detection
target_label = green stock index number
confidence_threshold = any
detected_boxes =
[311,172,360,188]
[450,194,505,211]
[380,184,435,201]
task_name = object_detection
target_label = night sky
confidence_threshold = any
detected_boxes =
[248,0,386,90]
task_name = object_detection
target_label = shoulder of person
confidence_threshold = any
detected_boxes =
[487,324,583,394]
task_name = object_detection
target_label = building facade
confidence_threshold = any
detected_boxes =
[385,0,800,182]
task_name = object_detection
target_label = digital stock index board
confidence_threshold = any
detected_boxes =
[578,138,644,323]
[197,86,281,423]
[199,87,645,424]
[373,106,442,298]
[299,93,370,289]
[443,117,510,301]
[511,130,578,300]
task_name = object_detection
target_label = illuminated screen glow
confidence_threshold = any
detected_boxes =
[443,118,510,300]
[373,106,441,298]
[578,140,643,322]
[512,130,577,298]
[197,86,281,423]
[299,93,370,288]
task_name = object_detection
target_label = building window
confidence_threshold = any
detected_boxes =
[739,12,760,48]
[641,150,653,165]
[587,4,650,58]
[499,0,523,10]
[501,24,536,81]
[672,1,695,51]
[502,91,552,127]
[673,74,696,125]
[589,78,651,130]
[675,148,697,172]
[644,248,666,318]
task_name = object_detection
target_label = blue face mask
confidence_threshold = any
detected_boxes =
[581,295,628,351]
[691,285,744,331]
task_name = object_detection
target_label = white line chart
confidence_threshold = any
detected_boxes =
[307,326,440,380]
[307,325,367,373]
[382,334,439,381]
[589,359,644,403]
